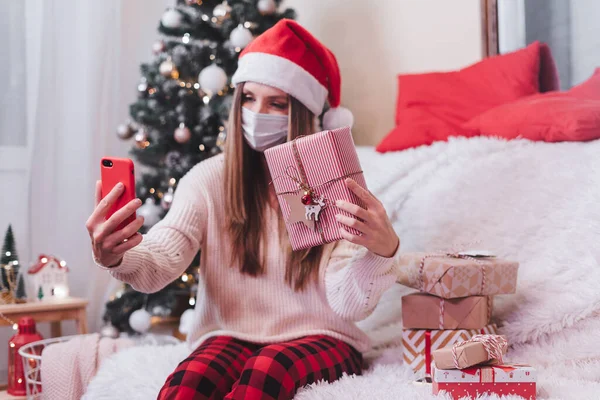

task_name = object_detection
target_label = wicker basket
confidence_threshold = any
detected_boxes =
[18,333,181,399]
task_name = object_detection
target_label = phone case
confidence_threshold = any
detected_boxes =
[100,157,136,230]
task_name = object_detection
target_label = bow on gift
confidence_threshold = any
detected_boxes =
[452,334,508,370]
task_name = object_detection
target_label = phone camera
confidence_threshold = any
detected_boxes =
[102,159,113,167]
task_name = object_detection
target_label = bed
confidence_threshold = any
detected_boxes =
[83,137,600,399]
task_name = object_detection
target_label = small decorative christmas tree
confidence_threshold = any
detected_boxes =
[37,286,43,301]
[0,225,25,303]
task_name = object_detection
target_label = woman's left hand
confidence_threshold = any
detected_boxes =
[335,178,400,258]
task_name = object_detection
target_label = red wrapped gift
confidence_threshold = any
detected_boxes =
[432,363,536,400]
[264,127,367,250]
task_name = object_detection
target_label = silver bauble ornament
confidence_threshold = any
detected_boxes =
[117,123,135,140]
[137,80,148,93]
[129,309,152,333]
[230,24,253,49]
[161,9,183,29]
[213,1,231,24]
[100,324,120,339]
[134,128,149,148]
[152,40,166,55]
[257,0,276,15]
[137,198,163,228]
[161,187,175,210]
[198,64,227,95]
[174,123,191,144]
[159,59,179,79]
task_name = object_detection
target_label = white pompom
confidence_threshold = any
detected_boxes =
[198,64,228,95]
[129,309,152,333]
[230,24,253,49]
[322,106,354,130]
[178,308,195,335]
[161,9,183,29]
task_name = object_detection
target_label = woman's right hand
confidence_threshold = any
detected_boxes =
[86,180,145,267]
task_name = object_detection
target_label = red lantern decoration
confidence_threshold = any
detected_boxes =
[8,317,43,396]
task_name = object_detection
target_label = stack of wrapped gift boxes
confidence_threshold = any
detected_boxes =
[431,334,537,399]
[397,252,520,379]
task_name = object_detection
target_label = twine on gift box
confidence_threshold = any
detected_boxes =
[418,251,491,296]
[451,334,508,369]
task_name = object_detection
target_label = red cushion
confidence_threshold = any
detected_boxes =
[462,70,600,142]
[377,42,542,153]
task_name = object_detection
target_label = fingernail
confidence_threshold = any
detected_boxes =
[135,198,142,205]
[117,182,124,188]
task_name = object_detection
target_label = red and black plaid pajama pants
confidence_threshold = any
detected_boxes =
[157,335,363,400]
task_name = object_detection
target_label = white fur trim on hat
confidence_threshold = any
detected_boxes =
[232,52,328,116]
[323,106,354,130]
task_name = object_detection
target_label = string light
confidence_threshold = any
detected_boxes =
[169,178,177,186]
[211,17,217,23]
[148,88,157,95]
[193,83,200,89]
[210,54,216,61]
[235,47,241,53]
[186,83,192,88]
[149,188,155,194]
[179,81,186,87]
[59,260,66,267]
[217,90,223,96]
[181,275,189,282]
[219,126,225,132]
[182,33,191,44]
[244,21,251,28]
[203,96,210,104]
[40,257,48,263]
[202,14,209,21]
[199,144,205,151]
[5,251,11,257]
[189,297,196,306]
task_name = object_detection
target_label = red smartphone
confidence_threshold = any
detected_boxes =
[100,157,136,230]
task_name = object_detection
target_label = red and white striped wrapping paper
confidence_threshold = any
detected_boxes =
[264,127,367,251]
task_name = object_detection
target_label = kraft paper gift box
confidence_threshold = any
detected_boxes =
[264,127,367,251]
[396,252,519,299]
[432,334,508,370]
[402,324,498,377]
[432,363,537,400]
[402,293,492,330]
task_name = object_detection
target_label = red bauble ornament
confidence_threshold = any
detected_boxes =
[301,194,313,205]
[8,317,44,396]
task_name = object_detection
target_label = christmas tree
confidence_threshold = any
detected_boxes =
[1,225,20,296]
[104,0,295,333]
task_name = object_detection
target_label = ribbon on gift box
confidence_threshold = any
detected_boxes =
[450,334,508,369]
[418,250,496,296]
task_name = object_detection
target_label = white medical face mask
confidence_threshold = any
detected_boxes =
[242,107,288,152]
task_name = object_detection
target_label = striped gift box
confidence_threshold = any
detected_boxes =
[264,127,367,251]
[402,324,498,378]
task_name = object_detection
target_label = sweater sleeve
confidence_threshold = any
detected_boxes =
[96,170,207,293]
[324,240,399,321]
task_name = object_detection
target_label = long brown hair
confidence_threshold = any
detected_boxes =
[224,83,323,291]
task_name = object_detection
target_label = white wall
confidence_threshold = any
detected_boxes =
[570,0,600,86]
[283,0,483,145]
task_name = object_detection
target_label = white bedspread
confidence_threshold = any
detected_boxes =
[85,137,600,399]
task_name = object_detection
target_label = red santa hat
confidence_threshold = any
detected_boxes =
[231,19,354,130]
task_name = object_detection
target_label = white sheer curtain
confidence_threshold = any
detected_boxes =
[26,0,171,334]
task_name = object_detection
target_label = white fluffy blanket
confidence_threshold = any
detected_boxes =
[85,137,600,399]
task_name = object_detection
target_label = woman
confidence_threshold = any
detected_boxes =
[88,20,400,400]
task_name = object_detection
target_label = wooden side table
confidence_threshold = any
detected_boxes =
[0,297,88,337]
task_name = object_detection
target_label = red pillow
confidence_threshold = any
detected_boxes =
[377,42,543,153]
[462,70,600,142]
